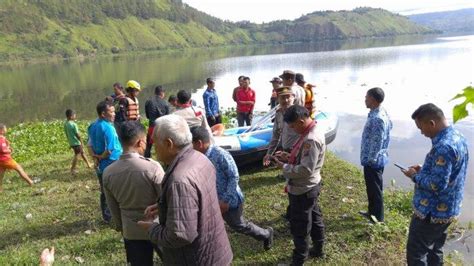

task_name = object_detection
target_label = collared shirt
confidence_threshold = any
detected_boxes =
[203,88,220,117]
[236,87,256,113]
[291,84,306,106]
[267,107,300,155]
[360,106,392,169]
[103,152,164,240]
[411,126,469,223]
[173,105,213,137]
[205,145,244,209]
[145,96,170,126]
[88,118,123,172]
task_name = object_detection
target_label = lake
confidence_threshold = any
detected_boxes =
[0,34,473,256]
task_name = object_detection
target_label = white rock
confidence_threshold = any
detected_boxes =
[25,213,33,220]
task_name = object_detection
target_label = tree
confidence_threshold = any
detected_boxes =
[451,86,474,123]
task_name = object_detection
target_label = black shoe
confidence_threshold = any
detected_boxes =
[263,227,274,251]
[358,211,379,224]
[309,246,325,259]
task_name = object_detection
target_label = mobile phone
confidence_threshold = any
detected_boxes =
[394,163,407,171]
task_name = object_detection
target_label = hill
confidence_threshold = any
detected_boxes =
[408,8,474,32]
[0,1,434,61]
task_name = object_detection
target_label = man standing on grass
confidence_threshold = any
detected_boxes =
[359,87,392,223]
[203,78,221,127]
[191,126,274,251]
[272,105,326,265]
[137,115,232,265]
[402,103,468,265]
[235,76,255,126]
[103,121,164,265]
[87,101,123,223]
[144,85,170,158]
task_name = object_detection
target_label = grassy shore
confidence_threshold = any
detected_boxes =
[0,121,460,264]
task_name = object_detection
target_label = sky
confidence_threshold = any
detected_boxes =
[182,0,474,23]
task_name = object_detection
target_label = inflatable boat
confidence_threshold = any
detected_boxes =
[214,107,338,166]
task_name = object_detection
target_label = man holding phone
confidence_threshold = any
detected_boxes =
[360,87,392,223]
[402,103,468,265]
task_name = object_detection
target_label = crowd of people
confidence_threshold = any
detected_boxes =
[0,69,469,266]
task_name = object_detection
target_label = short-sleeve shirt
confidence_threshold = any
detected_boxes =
[236,87,256,113]
[64,120,81,147]
[0,136,12,162]
[88,119,123,172]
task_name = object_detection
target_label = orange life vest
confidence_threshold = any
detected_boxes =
[303,83,315,114]
[126,97,139,120]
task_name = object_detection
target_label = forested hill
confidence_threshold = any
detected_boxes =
[408,9,474,33]
[0,0,434,61]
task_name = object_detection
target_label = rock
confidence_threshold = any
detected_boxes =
[25,213,33,220]
[74,256,85,264]
[84,230,92,235]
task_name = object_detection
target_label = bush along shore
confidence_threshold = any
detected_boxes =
[0,121,465,264]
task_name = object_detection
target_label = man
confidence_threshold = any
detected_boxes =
[402,103,468,265]
[359,87,392,223]
[173,90,213,136]
[235,76,256,126]
[87,101,123,223]
[203,78,221,127]
[232,75,245,102]
[168,95,178,113]
[263,86,299,166]
[295,73,317,118]
[138,115,233,265]
[144,85,170,158]
[279,70,305,106]
[272,105,326,265]
[103,121,164,265]
[190,126,274,250]
[116,80,141,124]
[269,77,282,109]
[106,82,126,104]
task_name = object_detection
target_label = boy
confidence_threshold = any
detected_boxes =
[64,109,93,175]
[0,123,34,191]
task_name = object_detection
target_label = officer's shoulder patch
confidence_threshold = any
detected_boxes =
[435,156,446,166]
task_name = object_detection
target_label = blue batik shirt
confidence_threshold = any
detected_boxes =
[360,106,393,169]
[87,119,123,173]
[411,126,469,223]
[205,145,244,209]
[203,88,220,117]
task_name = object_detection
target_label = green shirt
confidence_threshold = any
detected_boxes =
[64,120,81,147]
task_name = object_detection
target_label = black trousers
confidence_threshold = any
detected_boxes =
[363,166,384,222]
[406,215,451,266]
[222,204,269,241]
[96,171,111,223]
[124,239,163,266]
[237,112,252,127]
[288,185,325,266]
[206,114,222,127]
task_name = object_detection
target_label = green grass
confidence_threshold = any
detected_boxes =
[0,121,458,264]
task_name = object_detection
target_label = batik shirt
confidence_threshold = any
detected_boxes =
[411,126,469,223]
[205,145,244,209]
[360,107,392,169]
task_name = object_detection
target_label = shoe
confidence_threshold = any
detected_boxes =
[309,246,325,259]
[263,227,274,251]
[358,211,379,224]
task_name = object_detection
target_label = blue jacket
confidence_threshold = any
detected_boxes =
[205,145,244,209]
[360,107,392,168]
[203,88,220,117]
[88,119,123,173]
[411,126,469,223]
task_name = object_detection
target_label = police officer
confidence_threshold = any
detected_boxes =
[272,105,326,265]
[263,86,299,166]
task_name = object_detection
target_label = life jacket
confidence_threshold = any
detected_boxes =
[126,96,139,120]
[303,83,316,114]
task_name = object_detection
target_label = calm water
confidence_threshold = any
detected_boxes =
[0,34,473,258]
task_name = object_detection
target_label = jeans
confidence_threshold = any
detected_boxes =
[96,171,111,223]
[289,185,325,266]
[363,166,384,222]
[124,239,162,265]
[222,204,270,241]
[406,215,451,266]
[237,112,252,127]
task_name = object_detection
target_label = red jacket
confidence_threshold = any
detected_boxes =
[236,87,256,113]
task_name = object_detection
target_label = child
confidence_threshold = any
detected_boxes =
[0,123,34,191]
[64,109,93,175]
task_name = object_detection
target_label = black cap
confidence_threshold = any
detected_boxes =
[295,73,305,83]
